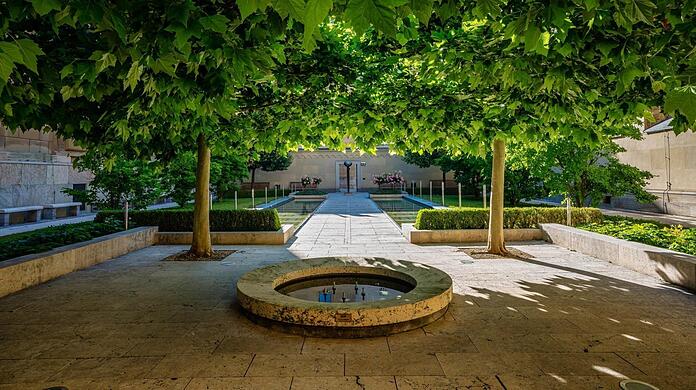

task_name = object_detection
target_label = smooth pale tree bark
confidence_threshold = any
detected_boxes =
[487,137,508,255]
[190,133,213,257]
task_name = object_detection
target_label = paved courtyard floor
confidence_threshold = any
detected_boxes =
[1,193,695,389]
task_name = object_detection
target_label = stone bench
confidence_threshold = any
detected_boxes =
[0,206,43,227]
[42,202,82,220]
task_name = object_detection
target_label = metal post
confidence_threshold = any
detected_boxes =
[483,184,487,209]
[282,186,285,197]
[419,180,422,198]
[209,191,213,211]
[458,183,462,207]
[251,188,255,209]
[429,181,433,202]
[346,165,351,193]
[274,186,277,200]
[234,191,238,210]
[566,195,572,226]
[265,187,268,205]
[441,182,445,206]
[124,200,129,231]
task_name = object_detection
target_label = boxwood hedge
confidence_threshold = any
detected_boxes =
[414,207,603,230]
[95,209,281,232]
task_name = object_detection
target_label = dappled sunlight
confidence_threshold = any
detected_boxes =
[622,334,642,341]
[592,365,629,378]
[548,373,568,383]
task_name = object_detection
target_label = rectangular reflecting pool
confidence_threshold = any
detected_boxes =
[273,199,323,227]
[372,198,429,226]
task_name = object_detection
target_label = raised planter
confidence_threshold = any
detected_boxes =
[540,223,696,291]
[0,227,158,298]
[403,224,543,244]
[157,224,295,245]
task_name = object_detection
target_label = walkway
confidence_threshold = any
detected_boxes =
[0,192,695,389]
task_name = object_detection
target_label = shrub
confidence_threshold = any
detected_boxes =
[294,189,327,195]
[414,207,603,230]
[579,217,696,256]
[0,220,124,261]
[95,209,281,232]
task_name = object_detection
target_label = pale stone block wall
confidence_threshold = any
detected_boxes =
[0,125,92,208]
[615,129,696,216]
[253,149,452,191]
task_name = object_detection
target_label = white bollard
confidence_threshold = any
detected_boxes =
[234,191,238,210]
[458,183,462,207]
[265,187,268,205]
[566,195,572,226]
[251,188,255,209]
[429,181,433,202]
[441,182,445,206]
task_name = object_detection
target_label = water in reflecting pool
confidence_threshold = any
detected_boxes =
[276,274,414,303]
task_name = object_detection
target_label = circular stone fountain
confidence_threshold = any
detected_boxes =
[236,257,453,337]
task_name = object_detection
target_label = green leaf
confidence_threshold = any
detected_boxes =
[199,15,230,33]
[273,0,306,21]
[474,0,502,18]
[409,0,433,25]
[0,56,14,84]
[238,0,259,20]
[623,0,656,24]
[664,86,696,126]
[60,64,72,79]
[345,0,400,37]
[0,42,23,64]
[30,0,62,15]
[94,52,117,73]
[524,26,541,53]
[303,0,332,51]
[125,62,143,91]
[15,39,44,74]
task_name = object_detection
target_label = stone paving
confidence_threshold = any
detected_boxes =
[1,192,695,389]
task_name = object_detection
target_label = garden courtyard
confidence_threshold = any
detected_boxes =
[1,194,695,390]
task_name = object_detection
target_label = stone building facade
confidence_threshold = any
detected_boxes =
[614,119,696,216]
[253,148,452,192]
[0,125,92,209]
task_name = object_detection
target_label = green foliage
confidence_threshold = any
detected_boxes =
[512,138,656,207]
[63,155,162,210]
[95,209,281,232]
[0,220,124,261]
[414,207,603,230]
[163,152,198,207]
[579,217,696,256]
[294,189,327,195]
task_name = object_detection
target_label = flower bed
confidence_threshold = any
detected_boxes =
[579,217,696,256]
[414,207,603,230]
[0,220,124,262]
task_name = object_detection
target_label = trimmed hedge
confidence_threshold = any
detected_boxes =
[414,207,603,230]
[95,209,281,232]
[294,189,328,195]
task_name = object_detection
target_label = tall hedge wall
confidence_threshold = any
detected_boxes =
[414,207,603,230]
[95,209,281,232]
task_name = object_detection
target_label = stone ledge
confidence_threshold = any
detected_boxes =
[368,192,406,199]
[156,224,295,245]
[540,223,696,291]
[404,224,543,244]
[0,226,158,298]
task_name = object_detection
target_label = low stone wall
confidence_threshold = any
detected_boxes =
[0,227,158,298]
[290,194,327,200]
[157,224,295,245]
[540,223,696,291]
[403,224,543,244]
[368,192,406,200]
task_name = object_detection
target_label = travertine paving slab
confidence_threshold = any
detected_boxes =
[290,376,397,390]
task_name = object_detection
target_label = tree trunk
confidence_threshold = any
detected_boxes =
[250,167,256,187]
[487,137,508,255]
[442,170,447,186]
[190,133,213,257]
